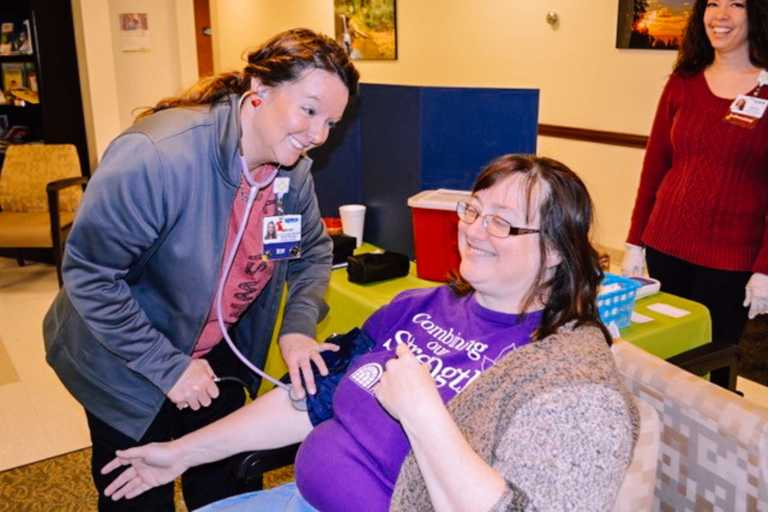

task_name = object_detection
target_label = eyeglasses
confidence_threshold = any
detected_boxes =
[456,200,540,238]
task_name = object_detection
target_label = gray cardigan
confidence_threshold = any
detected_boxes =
[43,95,332,440]
[390,325,639,511]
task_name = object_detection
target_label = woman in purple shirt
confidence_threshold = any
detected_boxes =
[101,155,637,511]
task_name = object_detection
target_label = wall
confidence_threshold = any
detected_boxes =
[211,1,676,131]
[71,0,121,170]
[210,0,677,252]
[209,0,333,73]
[72,0,198,165]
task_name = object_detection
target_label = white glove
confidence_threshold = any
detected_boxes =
[621,244,646,277]
[744,272,768,319]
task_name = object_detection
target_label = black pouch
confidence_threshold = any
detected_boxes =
[331,234,356,265]
[346,251,410,284]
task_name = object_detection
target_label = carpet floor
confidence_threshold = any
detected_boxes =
[0,447,294,511]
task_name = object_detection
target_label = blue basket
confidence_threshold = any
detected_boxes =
[597,273,640,329]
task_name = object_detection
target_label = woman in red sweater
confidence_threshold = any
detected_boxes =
[623,0,768,388]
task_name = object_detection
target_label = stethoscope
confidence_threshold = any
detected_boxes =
[212,91,307,409]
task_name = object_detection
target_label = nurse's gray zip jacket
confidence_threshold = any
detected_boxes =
[43,94,332,440]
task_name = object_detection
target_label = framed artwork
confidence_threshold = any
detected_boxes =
[616,0,691,50]
[334,0,397,60]
[119,13,151,52]
[0,20,33,56]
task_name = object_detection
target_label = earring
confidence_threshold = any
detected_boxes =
[251,97,262,108]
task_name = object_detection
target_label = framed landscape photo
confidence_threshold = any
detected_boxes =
[334,0,397,60]
[616,0,691,50]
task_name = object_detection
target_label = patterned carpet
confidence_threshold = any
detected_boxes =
[0,447,294,511]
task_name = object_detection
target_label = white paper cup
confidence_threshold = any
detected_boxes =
[339,204,366,248]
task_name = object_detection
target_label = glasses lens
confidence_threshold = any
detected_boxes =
[486,215,512,238]
[457,201,478,223]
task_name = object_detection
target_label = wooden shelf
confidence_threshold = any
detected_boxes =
[0,1,89,175]
[0,54,35,62]
[0,103,40,110]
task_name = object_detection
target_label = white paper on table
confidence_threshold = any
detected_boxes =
[631,312,654,324]
[646,303,690,318]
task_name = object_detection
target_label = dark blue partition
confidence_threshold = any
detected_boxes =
[359,85,423,256]
[311,83,539,257]
[309,98,363,215]
[420,87,539,190]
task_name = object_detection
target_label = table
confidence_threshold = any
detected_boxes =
[259,244,711,393]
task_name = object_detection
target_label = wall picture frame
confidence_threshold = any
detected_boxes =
[118,12,151,52]
[334,0,397,60]
[616,0,691,50]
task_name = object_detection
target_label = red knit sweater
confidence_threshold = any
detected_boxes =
[627,71,768,274]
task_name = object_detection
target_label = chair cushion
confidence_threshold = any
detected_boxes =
[0,144,82,213]
[0,211,74,248]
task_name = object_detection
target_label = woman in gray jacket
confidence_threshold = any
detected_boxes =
[43,28,358,511]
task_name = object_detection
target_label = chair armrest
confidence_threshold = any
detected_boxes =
[233,443,301,484]
[46,176,88,287]
[666,343,741,373]
[46,176,88,195]
[666,343,741,390]
[46,176,88,231]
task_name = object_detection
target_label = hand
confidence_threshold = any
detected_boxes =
[279,333,339,397]
[373,342,443,427]
[621,243,646,277]
[101,442,187,501]
[744,272,768,319]
[167,359,219,411]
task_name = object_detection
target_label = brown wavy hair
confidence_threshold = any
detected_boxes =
[450,154,611,345]
[674,0,768,75]
[136,28,359,120]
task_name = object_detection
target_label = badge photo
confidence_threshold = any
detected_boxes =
[725,94,768,129]
[263,214,302,260]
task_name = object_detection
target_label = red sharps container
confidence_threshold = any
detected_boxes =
[407,189,470,282]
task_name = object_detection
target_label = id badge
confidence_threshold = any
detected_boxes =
[724,95,767,129]
[263,214,302,260]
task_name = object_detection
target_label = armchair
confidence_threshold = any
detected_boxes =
[613,340,768,510]
[0,144,86,286]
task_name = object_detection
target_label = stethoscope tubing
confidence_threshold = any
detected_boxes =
[214,159,291,393]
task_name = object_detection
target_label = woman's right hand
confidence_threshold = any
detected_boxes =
[167,359,219,410]
[101,442,188,501]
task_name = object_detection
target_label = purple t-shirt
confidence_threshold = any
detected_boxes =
[295,286,542,511]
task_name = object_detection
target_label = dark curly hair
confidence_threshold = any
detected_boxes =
[450,154,611,345]
[138,28,359,119]
[675,0,768,75]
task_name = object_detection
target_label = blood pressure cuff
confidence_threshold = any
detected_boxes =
[282,328,375,426]
[346,251,410,284]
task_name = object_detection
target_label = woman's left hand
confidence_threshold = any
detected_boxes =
[374,342,443,426]
[279,333,339,398]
